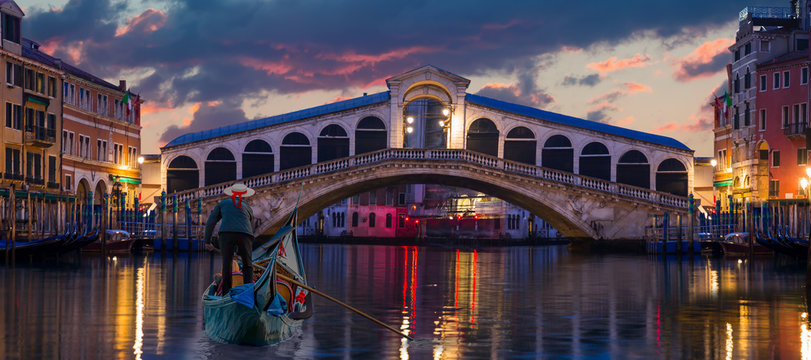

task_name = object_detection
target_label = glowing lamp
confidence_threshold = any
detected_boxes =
[406,116,414,124]
[406,126,414,134]
[438,120,444,127]
[442,108,450,116]
[415,220,419,224]
[803,178,809,190]
[405,216,409,221]
[137,156,145,164]
[710,159,717,167]
[806,167,811,178]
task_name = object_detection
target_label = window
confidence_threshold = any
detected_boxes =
[352,212,359,227]
[26,152,42,181]
[24,69,34,90]
[784,106,790,127]
[795,104,801,125]
[775,72,781,89]
[5,62,11,85]
[734,75,740,93]
[369,191,376,205]
[47,76,56,97]
[784,71,790,88]
[760,74,767,91]
[744,102,750,126]
[399,193,406,205]
[734,106,739,129]
[5,102,10,128]
[760,109,766,130]
[769,180,780,197]
[745,42,751,55]
[773,150,781,167]
[36,72,44,93]
[735,48,741,61]
[803,67,809,85]
[744,69,751,89]
[78,135,90,159]
[97,94,102,113]
[804,104,808,125]
[4,147,20,176]
[97,139,108,161]
[761,40,770,52]
[65,174,71,190]
[48,156,56,184]
[386,213,393,228]
[799,149,808,165]
[128,146,137,167]
[398,214,405,228]
[69,84,75,105]
[62,130,75,155]
[718,149,728,167]
[1,13,20,43]
[369,213,376,228]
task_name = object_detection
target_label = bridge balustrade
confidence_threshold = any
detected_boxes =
[170,148,688,209]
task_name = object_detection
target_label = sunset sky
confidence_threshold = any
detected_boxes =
[22,0,790,156]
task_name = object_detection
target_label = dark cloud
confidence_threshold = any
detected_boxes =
[22,0,757,141]
[562,74,601,87]
[674,52,730,81]
[159,99,249,143]
[475,61,555,107]
[586,110,610,123]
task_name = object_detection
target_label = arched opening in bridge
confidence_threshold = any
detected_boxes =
[579,142,610,181]
[466,118,499,156]
[280,132,312,170]
[656,158,687,196]
[318,124,349,162]
[166,156,199,193]
[205,147,236,186]
[542,135,573,173]
[404,98,449,149]
[503,126,536,165]
[355,116,387,155]
[617,150,650,189]
[242,139,274,178]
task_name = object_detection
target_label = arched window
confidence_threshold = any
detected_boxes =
[280,132,312,170]
[355,116,387,154]
[616,150,650,189]
[242,139,273,178]
[656,158,687,196]
[205,148,236,186]
[404,98,448,149]
[503,126,536,165]
[386,213,393,228]
[369,212,376,228]
[466,118,499,156]
[579,142,610,181]
[167,155,199,193]
[542,135,573,172]
[318,124,349,162]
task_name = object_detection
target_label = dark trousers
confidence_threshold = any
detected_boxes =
[219,232,254,294]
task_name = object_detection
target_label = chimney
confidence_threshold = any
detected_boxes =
[119,80,126,91]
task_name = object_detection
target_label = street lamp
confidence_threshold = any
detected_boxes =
[137,156,144,165]
[711,159,718,167]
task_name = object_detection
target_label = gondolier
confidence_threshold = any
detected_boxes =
[204,183,256,294]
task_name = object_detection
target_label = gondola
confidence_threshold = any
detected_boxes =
[202,209,313,345]
[0,233,68,258]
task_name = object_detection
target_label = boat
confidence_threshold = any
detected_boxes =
[720,232,772,256]
[82,230,134,253]
[202,209,313,345]
[0,234,67,258]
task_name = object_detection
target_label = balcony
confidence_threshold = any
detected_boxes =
[25,177,45,186]
[783,122,808,138]
[3,173,23,181]
[24,126,56,148]
[47,182,60,189]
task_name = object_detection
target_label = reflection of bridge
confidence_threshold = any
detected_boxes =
[176,148,687,240]
[162,65,694,241]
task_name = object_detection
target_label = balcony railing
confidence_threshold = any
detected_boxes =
[4,173,23,181]
[740,6,792,21]
[47,182,60,189]
[24,125,56,146]
[25,177,45,185]
[784,122,808,137]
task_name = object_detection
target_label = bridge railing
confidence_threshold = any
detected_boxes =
[172,148,688,209]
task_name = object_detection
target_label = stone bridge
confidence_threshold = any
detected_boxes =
[174,148,688,241]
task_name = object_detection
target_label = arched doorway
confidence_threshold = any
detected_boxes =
[280,132,312,170]
[656,158,688,196]
[242,139,274,178]
[205,147,236,186]
[503,126,535,165]
[542,135,573,172]
[355,116,387,154]
[167,156,199,193]
[318,124,349,162]
[617,150,650,189]
[579,142,610,181]
[466,118,499,156]
[403,98,449,149]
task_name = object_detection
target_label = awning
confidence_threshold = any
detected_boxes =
[112,175,141,185]
[713,180,733,187]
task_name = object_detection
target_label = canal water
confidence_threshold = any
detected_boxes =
[1,244,809,359]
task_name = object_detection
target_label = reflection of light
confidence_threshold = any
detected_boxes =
[133,264,145,360]
[802,323,811,360]
[738,259,742,264]
[471,249,477,327]
[433,344,444,360]
[726,322,733,360]
[400,318,411,360]
[710,270,719,296]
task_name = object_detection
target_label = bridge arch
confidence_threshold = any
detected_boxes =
[617,150,650,189]
[242,139,274,178]
[254,165,600,240]
[655,158,688,196]
[402,80,454,105]
[317,124,350,162]
[166,155,199,193]
[542,134,574,173]
[579,142,611,181]
[205,147,237,186]
[503,126,536,165]
[466,118,499,156]
[355,116,387,155]
[280,132,313,170]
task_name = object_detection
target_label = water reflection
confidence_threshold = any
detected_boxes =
[0,246,809,359]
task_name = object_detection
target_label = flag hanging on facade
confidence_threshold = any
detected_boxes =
[723,90,731,120]
[123,92,132,118]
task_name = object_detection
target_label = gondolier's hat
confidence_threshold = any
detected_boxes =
[224,183,255,209]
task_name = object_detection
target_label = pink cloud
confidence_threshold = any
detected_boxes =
[587,54,652,74]
[588,82,651,104]
[654,114,713,133]
[238,57,293,76]
[318,46,438,66]
[616,116,635,126]
[328,96,353,103]
[672,38,735,81]
[141,100,177,115]
[560,45,583,53]
[480,83,521,97]
[115,9,168,37]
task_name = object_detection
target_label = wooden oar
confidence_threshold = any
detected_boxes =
[211,246,413,340]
